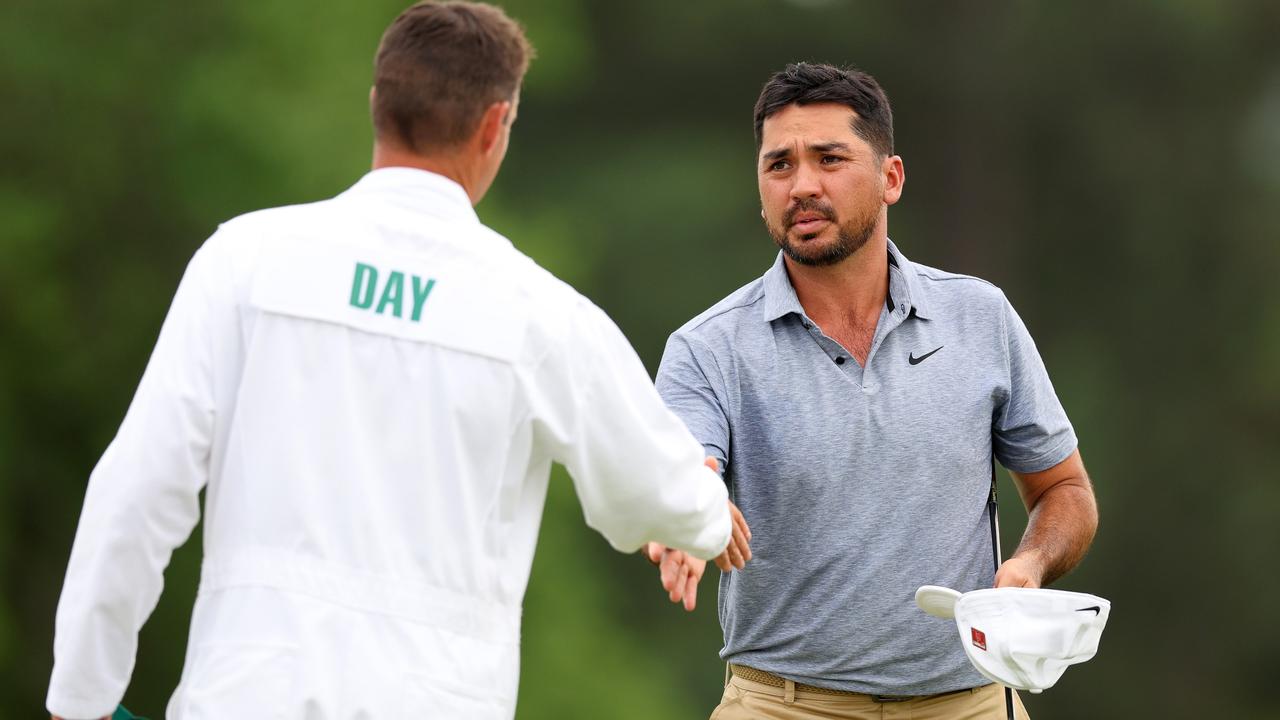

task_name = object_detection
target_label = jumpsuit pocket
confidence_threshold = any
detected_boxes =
[175,644,295,720]
[397,673,508,720]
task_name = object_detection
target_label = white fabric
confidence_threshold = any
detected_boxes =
[914,585,962,620]
[915,585,1111,693]
[47,168,732,720]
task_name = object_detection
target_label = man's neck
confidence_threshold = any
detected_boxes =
[785,234,890,328]
[371,143,478,205]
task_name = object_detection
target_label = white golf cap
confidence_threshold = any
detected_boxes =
[914,585,1111,694]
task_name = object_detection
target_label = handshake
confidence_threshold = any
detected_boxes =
[643,457,752,612]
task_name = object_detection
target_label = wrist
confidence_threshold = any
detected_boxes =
[1012,550,1049,585]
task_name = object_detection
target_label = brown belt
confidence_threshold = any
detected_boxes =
[729,664,919,703]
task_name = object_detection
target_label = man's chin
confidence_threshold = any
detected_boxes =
[781,233,842,266]
[781,247,835,267]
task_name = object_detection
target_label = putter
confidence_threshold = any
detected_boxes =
[988,462,1014,720]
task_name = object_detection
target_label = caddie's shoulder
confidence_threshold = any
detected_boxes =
[485,238,584,311]
[475,238,608,353]
[185,199,347,297]
[218,198,333,235]
[208,198,339,255]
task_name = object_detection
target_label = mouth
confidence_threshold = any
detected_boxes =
[790,215,831,235]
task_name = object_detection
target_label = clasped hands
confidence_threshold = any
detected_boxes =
[643,457,751,612]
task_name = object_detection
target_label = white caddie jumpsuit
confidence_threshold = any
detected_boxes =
[46,168,732,720]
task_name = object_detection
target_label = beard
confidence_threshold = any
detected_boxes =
[766,197,879,267]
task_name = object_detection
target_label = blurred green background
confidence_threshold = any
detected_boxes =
[3,1,1279,718]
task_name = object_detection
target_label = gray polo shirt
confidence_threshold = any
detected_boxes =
[655,240,1077,696]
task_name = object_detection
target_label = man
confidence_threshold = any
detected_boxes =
[46,3,750,719]
[645,63,1098,719]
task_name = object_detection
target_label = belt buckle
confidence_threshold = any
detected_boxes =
[871,694,914,703]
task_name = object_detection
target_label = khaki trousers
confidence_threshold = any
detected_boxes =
[710,671,1031,720]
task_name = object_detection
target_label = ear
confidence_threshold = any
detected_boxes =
[882,154,905,206]
[476,100,512,155]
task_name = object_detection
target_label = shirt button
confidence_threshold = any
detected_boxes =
[835,356,846,365]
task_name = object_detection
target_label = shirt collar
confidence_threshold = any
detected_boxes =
[887,238,931,320]
[760,252,805,322]
[340,167,479,225]
[760,238,931,323]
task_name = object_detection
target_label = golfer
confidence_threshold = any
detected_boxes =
[46,3,750,719]
[645,63,1098,719]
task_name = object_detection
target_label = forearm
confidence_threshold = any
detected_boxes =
[567,428,731,560]
[1010,482,1098,586]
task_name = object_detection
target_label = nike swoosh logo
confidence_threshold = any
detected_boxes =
[908,346,943,365]
[1076,606,1101,616]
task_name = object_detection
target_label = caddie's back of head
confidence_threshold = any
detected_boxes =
[753,62,894,159]
[371,1,533,201]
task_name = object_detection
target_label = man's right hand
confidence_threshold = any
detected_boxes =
[699,456,752,572]
[718,500,752,572]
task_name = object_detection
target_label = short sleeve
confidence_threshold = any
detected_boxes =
[655,333,731,474]
[992,296,1078,474]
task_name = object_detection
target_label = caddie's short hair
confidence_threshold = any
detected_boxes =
[753,62,894,157]
[373,1,534,152]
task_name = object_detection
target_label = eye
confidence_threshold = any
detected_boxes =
[769,160,791,171]
[820,155,844,165]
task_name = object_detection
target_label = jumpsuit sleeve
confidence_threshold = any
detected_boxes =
[47,242,222,720]
[525,299,731,561]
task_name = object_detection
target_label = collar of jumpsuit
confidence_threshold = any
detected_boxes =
[345,166,481,224]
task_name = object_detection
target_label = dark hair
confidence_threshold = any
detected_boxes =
[753,63,894,157]
[372,1,534,152]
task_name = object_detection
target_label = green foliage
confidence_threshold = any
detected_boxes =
[3,1,1279,718]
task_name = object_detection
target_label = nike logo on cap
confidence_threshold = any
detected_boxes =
[1076,606,1101,616]
[909,346,943,365]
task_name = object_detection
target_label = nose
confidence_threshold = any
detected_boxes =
[789,161,822,202]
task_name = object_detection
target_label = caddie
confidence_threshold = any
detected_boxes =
[645,63,1099,719]
[45,3,750,719]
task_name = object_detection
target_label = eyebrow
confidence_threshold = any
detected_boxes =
[810,142,852,154]
[761,147,792,164]
[760,142,854,164]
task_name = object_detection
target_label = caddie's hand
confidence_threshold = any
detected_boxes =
[644,542,706,611]
[995,554,1044,588]
[713,500,752,572]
